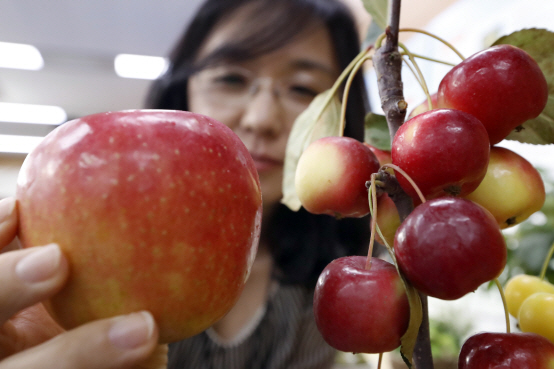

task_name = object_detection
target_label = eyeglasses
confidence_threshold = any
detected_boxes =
[190,65,329,115]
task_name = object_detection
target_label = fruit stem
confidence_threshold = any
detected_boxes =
[367,177,395,259]
[398,28,466,60]
[540,241,554,280]
[400,51,458,67]
[377,353,383,369]
[366,174,378,270]
[398,42,433,111]
[312,46,373,129]
[494,278,511,334]
[340,54,373,137]
[381,164,426,204]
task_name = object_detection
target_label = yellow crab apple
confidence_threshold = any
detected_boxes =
[464,146,545,229]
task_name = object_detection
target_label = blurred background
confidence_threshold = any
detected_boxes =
[1,1,553,367]
[0,0,461,199]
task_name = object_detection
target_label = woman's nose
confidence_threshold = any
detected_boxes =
[239,79,284,137]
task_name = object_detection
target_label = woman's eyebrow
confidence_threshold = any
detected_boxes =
[290,59,338,76]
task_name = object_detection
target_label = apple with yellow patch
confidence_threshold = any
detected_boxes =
[464,146,545,229]
[295,136,380,218]
[17,110,262,343]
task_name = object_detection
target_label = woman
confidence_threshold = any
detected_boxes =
[146,0,371,368]
[0,0,370,367]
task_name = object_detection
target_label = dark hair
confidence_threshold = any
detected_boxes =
[146,0,371,288]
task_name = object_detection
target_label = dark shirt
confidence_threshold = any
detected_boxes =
[167,282,336,369]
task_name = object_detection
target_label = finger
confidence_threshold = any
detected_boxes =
[0,244,68,324]
[0,311,159,369]
[0,198,17,251]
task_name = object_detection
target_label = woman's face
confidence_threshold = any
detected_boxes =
[188,12,341,211]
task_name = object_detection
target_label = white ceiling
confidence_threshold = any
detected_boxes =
[0,0,204,122]
[0,0,205,197]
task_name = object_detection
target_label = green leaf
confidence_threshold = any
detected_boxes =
[493,28,554,144]
[504,96,554,144]
[361,0,389,30]
[396,266,423,368]
[281,89,342,211]
[363,20,386,49]
[364,112,391,150]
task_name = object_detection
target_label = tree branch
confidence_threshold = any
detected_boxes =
[371,1,434,368]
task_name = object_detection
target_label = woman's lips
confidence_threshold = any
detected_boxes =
[250,154,283,172]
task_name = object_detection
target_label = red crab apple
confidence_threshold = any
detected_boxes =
[407,92,438,119]
[374,193,401,247]
[458,332,554,369]
[313,256,409,353]
[391,108,490,200]
[464,146,546,229]
[295,136,380,217]
[363,143,392,167]
[394,197,507,300]
[438,44,548,145]
[16,110,263,343]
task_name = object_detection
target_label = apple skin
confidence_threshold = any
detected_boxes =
[518,292,554,344]
[464,146,545,229]
[391,108,490,200]
[458,332,554,369]
[438,44,548,145]
[295,136,380,218]
[394,197,507,300]
[504,274,554,318]
[16,110,263,343]
[363,143,392,167]
[313,256,410,353]
[407,92,438,119]
[374,192,401,247]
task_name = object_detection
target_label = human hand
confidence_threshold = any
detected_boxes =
[0,197,164,369]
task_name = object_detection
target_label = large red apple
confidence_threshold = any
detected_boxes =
[295,136,380,218]
[438,44,548,145]
[391,109,490,200]
[464,146,545,229]
[394,197,507,300]
[313,256,410,353]
[16,110,263,343]
[458,332,554,368]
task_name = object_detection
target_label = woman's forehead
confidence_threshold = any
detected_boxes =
[196,7,340,77]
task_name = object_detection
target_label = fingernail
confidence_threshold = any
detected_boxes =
[0,197,16,224]
[16,243,62,283]
[109,311,155,350]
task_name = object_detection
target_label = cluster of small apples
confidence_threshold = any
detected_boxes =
[505,274,554,343]
[295,43,552,362]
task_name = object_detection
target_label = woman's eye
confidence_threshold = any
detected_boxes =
[214,74,248,88]
[290,85,319,99]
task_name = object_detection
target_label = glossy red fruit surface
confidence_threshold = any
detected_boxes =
[464,146,546,229]
[363,142,392,167]
[438,44,548,145]
[313,256,410,353]
[407,92,438,119]
[295,136,380,218]
[458,332,554,369]
[394,197,507,300]
[391,109,490,200]
[17,110,262,343]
